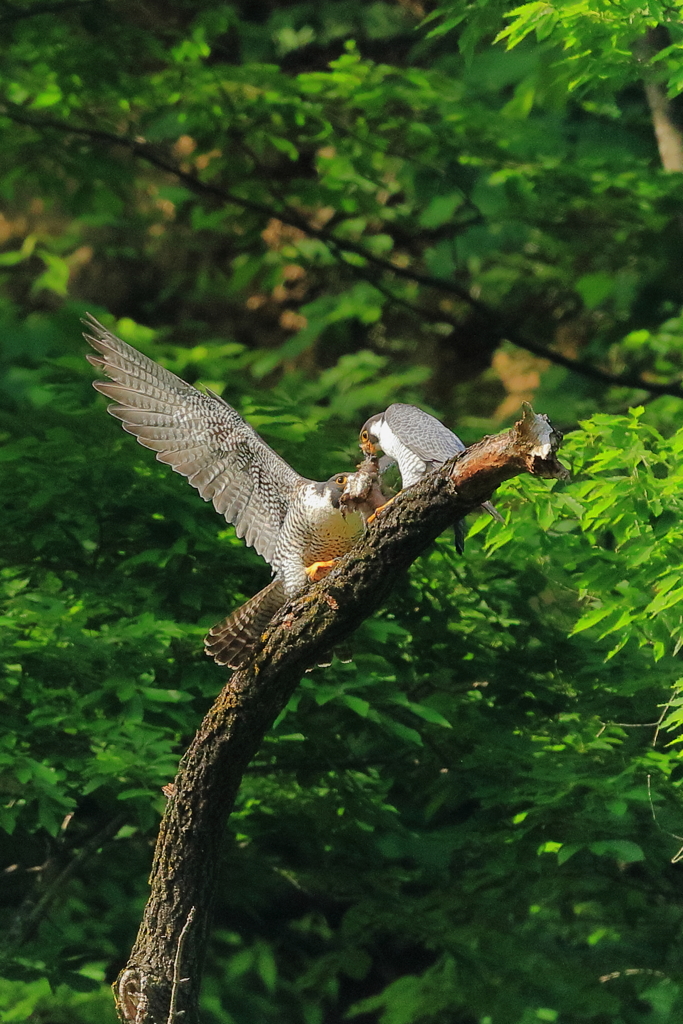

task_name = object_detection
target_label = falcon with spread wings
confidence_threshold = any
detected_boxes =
[84,314,368,668]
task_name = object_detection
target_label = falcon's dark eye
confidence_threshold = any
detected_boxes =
[335,475,347,486]
[360,430,369,442]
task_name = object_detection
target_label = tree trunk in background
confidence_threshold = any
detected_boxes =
[644,82,683,172]
[639,29,683,172]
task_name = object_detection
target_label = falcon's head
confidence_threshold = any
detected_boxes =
[359,413,384,456]
[315,474,352,509]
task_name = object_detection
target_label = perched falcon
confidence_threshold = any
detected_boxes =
[359,403,503,553]
[84,314,367,668]
[207,464,386,669]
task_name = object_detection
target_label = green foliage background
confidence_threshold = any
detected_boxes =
[2,1,683,1021]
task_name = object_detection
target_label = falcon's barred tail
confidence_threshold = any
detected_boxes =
[204,579,286,668]
[453,501,501,555]
[482,500,505,523]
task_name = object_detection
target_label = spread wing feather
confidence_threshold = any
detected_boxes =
[384,404,465,464]
[83,313,307,566]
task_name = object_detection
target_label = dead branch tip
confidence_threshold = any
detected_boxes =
[515,403,570,481]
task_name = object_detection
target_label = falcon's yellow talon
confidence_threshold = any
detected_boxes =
[366,496,396,524]
[305,559,338,582]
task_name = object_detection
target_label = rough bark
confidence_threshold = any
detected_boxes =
[114,405,568,1024]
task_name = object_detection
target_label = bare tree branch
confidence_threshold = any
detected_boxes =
[331,252,678,399]
[0,0,100,24]
[3,812,126,949]
[112,406,567,1024]
[3,103,683,401]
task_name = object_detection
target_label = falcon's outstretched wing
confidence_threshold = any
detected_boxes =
[84,314,307,567]
[384,404,465,464]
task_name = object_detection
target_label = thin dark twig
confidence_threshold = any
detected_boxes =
[652,695,672,748]
[326,245,683,398]
[167,907,195,1024]
[4,812,126,948]
[245,751,412,774]
[0,0,100,23]
[646,774,683,864]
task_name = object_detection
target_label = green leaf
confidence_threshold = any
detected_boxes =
[589,840,645,863]
[32,251,70,296]
[392,695,452,728]
[419,194,464,228]
[576,273,614,309]
[557,843,584,865]
[0,235,36,266]
[343,695,371,717]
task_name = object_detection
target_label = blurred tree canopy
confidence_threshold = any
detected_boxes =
[2,0,683,1021]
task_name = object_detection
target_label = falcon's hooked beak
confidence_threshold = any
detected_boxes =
[359,427,377,457]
